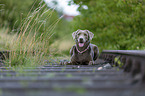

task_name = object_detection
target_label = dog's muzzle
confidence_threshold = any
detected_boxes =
[78,38,85,47]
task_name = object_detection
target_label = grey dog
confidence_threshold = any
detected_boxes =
[60,29,99,65]
[69,29,99,65]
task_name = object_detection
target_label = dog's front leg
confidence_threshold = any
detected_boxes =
[60,46,76,65]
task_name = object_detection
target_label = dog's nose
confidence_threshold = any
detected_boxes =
[79,38,83,42]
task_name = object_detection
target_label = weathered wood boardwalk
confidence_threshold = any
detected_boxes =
[0,62,144,96]
[0,50,145,96]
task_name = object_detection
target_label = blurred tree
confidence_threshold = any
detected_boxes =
[0,0,72,46]
[0,0,59,32]
[0,0,34,28]
[52,0,58,6]
[69,0,145,50]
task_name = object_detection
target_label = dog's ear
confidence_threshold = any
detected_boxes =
[72,29,80,39]
[87,30,94,40]
[72,32,76,39]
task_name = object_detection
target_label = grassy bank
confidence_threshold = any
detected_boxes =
[0,2,66,67]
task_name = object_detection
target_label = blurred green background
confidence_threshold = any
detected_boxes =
[0,0,145,56]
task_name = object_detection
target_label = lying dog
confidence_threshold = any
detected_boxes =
[70,29,99,65]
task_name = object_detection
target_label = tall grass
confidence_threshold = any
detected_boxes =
[5,1,63,67]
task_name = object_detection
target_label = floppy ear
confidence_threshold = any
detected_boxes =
[72,31,76,39]
[72,29,80,39]
[87,30,94,40]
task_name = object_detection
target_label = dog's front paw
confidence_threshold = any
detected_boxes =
[60,61,67,65]
[59,60,71,65]
[88,61,94,65]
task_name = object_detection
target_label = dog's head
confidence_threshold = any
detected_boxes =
[72,29,94,47]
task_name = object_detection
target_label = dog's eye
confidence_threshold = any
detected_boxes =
[84,34,87,36]
[77,33,81,36]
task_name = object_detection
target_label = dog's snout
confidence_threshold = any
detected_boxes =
[80,38,83,41]
[79,38,84,43]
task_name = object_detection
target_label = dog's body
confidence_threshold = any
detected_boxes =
[70,29,99,65]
